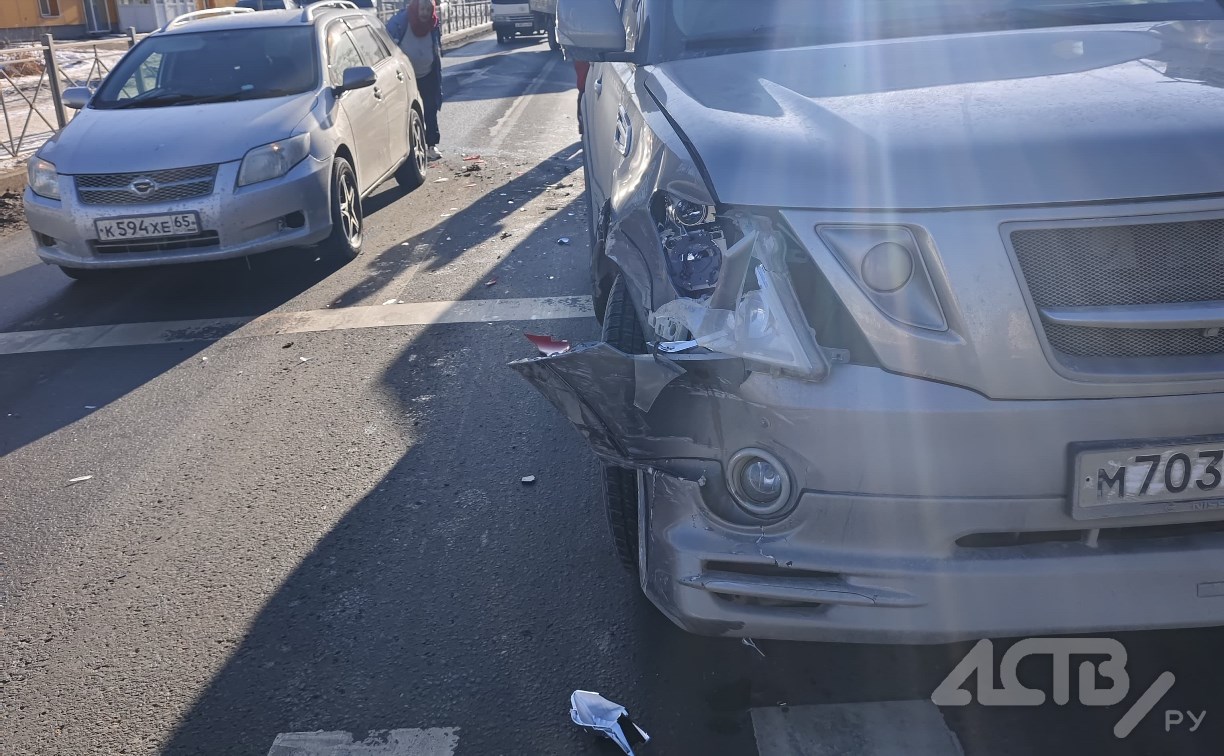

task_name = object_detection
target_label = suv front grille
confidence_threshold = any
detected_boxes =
[75,165,218,206]
[1011,219,1224,361]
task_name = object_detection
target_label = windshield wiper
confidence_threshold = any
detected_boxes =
[105,91,252,109]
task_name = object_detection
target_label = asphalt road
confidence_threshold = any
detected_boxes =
[3,34,1224,756]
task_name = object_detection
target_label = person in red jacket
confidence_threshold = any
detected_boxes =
[574,60,590,134]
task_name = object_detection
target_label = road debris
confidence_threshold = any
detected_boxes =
[67,475,93,485]
[557,237,571,245]
[84,405,97,410]
[463,154,482,161]
[521,475,537,485]
[742,638,766,658]
[383,299,403,306]
[484,278,498,287]
[282,342,294,349]
[570,691,650,756]
[433,177,449,183]
[500,231,512,239]
[299,357,312,363]
[524,332,571,356]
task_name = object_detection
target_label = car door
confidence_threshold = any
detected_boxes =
[348,21,411,168]
[582,0,640,227]
[326,22,387,194]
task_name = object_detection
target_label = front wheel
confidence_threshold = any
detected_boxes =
[600,275,646,573]
[496,31,509,45]
[396,108,428,191]
[327,156,363,261]
[547,25,560,51]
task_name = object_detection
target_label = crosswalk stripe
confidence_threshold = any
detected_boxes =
[752,700,964,756]
[267,728,459,756]
[0,295,594,355]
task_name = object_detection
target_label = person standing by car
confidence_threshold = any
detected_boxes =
[388,0,443,160]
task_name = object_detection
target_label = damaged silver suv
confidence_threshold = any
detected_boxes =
[515,0,1224,643]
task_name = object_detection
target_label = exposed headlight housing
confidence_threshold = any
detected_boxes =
[28,157,60,200]
[237,134,311,187]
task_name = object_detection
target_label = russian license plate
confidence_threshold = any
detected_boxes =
[95,212,199,241]
[1072,437,1224,520]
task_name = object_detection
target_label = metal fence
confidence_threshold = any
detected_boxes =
[0,32,139,165]
[377,1,493,37]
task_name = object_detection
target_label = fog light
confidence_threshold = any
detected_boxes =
[727,449,792,518]
[861,241,914,293]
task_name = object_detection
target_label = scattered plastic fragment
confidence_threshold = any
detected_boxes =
[433,177,449,183]
[525,332,571,356]
[441,213,452,218]
[485,278,498,287]
[463,154,482,161]
[557,237,571,245]
[84,405,97,409]
[742,638,766,658]
[68,475,93,485]
[201,356,208,362]
[282,342,294,349]
[521,475,537,485]
[465,183,477,188]
[500,231,512,239]
[570,691,650,756]
[299,357,312,363]
[383,299,402,306]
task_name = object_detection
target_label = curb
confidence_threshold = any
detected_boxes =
[0,166,25,196]
[441,23,491,51]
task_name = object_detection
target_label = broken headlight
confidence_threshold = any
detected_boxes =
[651,212,830,380]
[654,192,723,298]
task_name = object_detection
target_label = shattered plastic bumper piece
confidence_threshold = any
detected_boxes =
[569,690,650,755]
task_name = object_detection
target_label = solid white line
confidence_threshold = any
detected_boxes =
[267,728,459,756]
[752,700,964,756]
[488,54,561,152]
[0,295,593,355]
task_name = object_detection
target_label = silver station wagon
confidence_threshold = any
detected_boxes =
[516,0,1224,643]
[24,3,428,280]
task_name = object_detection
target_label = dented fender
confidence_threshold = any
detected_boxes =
[509,342,749,477]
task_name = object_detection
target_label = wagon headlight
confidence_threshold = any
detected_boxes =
[28,157,60,200]
[237,134,311,187]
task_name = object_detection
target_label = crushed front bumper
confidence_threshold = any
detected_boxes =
[24,156,332,270]
[512,343,1224,643]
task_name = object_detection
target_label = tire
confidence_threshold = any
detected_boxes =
[601,275,647,573]
[496,31,509,45]
[58,265,109,282]
[327,156,363,260]
[396,108,428,191]
[547,25,560,51]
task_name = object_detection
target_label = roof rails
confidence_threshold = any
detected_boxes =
[303,1,359,21]
[162,7,255,33]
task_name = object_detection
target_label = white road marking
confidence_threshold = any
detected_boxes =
[752,700,964,756]
[267,728,458,756]
[488,54,561,152]
[0,295,593,355]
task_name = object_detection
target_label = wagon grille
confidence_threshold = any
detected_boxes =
[75,165,218,206]
[1010,219,1224,362]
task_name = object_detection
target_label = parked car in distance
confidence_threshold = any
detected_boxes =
[24,4,429,280]
[236,0,299,10]
[518,0,1224,644]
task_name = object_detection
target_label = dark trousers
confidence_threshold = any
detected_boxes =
[419,63,442,146]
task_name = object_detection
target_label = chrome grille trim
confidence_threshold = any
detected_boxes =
[1011,219,1224,361]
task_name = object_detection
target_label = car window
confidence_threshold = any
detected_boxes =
[93,28,318,108]
[328,27,365,86]
[349,25,391,66]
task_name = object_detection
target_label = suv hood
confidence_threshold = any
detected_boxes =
[40,95,316,175]
[644,21,1224,210]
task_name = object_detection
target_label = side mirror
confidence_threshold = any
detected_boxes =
[336,66,377,94]
[557,0,626,61]
[63,87,92,110]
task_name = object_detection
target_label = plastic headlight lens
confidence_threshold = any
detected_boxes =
[28,158,60,200]
[237,134,311,187]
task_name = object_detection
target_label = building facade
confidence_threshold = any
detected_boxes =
[0,0,237,42]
